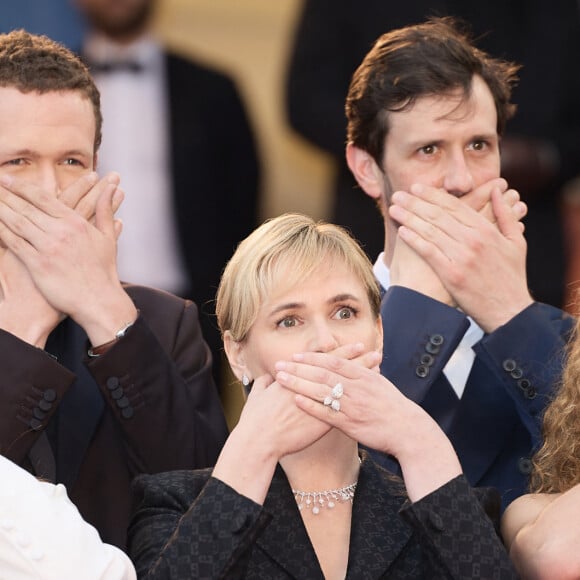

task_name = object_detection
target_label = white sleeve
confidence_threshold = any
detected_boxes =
[0,455,136,580]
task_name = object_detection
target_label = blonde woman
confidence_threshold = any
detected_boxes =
[129,214,515,579]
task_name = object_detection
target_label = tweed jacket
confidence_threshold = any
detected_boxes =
[129,453,517,579]
[0,284,229,548]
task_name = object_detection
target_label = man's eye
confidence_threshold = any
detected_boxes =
[63,158,82,166]
[471,140,487,151]
[5,158,26,166]
[419,144,436,155]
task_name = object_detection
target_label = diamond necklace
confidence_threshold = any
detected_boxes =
[292,481,357,515]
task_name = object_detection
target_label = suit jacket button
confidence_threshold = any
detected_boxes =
[510,367,524,379]
[121,406,134,419]
[425,341,440,354]
[43,389,57,402]
[106,377,120,390]
[111,387,124,400]
[525,387,537,399]
[415,364,429,378]
[518,378,531,390]
[518,457,533,474]
[33,408,46,420]
[116,396,130,409]
[39,399,52,411]
[502,359,517,372]
[420,353,435,366]
[429,334,444,346]
[29,418,43,431]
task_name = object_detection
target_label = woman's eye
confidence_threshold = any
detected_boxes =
[336,307,354,320]
[278,317,297,328]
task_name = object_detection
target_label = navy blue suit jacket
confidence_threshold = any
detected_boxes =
[370,286,575,509]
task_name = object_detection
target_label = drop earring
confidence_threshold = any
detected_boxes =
[242,374,250,387]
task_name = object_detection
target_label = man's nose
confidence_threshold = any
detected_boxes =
[36,166,60,196]
[442,153,474,197]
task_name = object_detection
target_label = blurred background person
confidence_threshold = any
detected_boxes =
[75,0,261,387]
[286,0,580,310]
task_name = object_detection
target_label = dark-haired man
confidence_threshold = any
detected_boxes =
[0,29,228,548]
[345,18,574,508]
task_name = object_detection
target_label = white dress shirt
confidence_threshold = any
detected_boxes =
[374,253,484,398]
[84,33,188,294]
[0,455,135,580]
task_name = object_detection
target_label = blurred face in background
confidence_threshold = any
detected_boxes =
[76,0,155,41]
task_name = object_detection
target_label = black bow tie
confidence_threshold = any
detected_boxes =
[88,60,144,74]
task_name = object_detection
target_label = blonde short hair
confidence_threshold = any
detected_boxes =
[216,213,381,342]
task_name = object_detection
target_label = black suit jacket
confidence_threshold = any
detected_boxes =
[0,284,228,549]
[83,49,261,380]
[166,53,260,373]
[129,453,517,578]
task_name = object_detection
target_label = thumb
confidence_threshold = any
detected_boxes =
[113,219,123,241]
[491,185,522,239]
[94,184,116,238]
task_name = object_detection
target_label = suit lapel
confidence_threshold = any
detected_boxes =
[346,456,412,578]
[257,466,324,578]
[257,459,413,579]
[47,318,105,489]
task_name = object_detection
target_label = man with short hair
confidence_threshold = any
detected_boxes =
[345,18,574,508]
[0,29,228,548]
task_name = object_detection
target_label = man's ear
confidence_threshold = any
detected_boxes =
[223,331,248,382]
[92,152,98,172]
[346,143,384,200]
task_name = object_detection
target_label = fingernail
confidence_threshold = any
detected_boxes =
[391,191,404,203]
[274,361,286,371]
[276,371,289,381]
[410,183,423,194]
[293,353,304,361]
[0,175,13,186]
